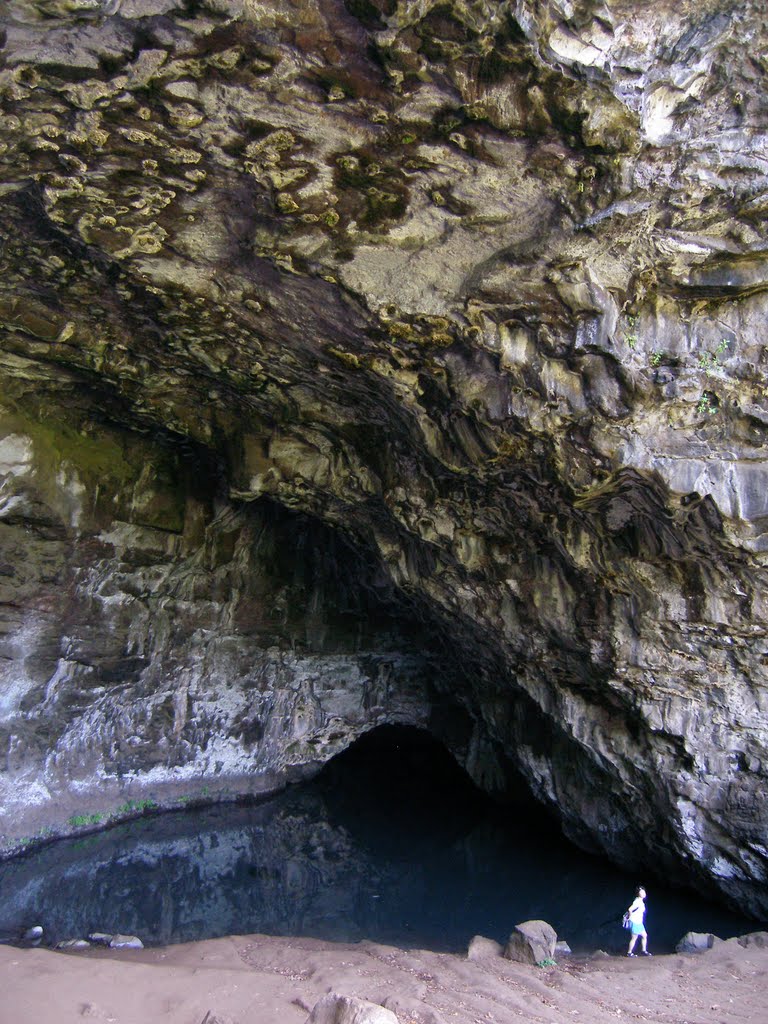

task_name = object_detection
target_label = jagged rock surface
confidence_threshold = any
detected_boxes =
[1,0,767,917]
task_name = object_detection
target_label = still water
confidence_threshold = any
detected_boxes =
[0,731,759,953]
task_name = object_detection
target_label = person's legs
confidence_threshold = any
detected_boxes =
[628,923,649,956]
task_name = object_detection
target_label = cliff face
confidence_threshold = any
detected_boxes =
[1,0,767,917]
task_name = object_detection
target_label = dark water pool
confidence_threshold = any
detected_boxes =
[0,730,760,953]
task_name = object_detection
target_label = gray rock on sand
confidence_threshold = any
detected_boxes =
[736,932,768,949]
[504,920,558,965]
[87,932,143,949]
[305,993,398,1024]
[676,931,719,953]
[109,934,144,949]
[56,939,91,950]
[467,935,503,960]
[555,940,572,956]
[22,926,43,945]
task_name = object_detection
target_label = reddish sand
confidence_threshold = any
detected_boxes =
[2,931,767,1024]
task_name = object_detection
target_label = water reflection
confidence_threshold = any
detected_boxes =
[0,781,758,953]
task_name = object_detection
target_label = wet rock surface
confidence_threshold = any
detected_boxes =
[0,0,767,917]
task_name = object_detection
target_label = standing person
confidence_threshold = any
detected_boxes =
[626,885,652,956]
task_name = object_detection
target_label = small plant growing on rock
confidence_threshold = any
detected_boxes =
[695,340,732,414]
[699,351,717,374]
[116,799,157,815]
[699,338,731,375]
[68,813,102,827]
[697,392,718,416]
[624,314,639,350]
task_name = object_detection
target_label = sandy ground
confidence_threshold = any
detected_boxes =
[2,931,768,1024]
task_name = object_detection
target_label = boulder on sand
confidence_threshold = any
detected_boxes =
[675,932,718,953]
[503,920,557,965]
[467,935,503,960]
[109,934,144,949]
[305,993,398,1024]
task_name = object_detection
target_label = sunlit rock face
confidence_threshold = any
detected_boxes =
[1,0,767,917]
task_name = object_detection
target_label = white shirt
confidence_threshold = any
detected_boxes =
[628,897,645,925]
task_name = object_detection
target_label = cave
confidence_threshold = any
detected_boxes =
[0,722,757,953]
[1,0,768,936]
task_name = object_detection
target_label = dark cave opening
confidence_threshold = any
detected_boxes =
[314,724,494,854]
[312,722,563,845]
[316,724,486,816]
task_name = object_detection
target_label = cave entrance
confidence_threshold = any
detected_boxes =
[314,724,489,838]
[0,726,757,952]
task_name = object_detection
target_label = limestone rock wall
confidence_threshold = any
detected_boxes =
[1,0,767,917]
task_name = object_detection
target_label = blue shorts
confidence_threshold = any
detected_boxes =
[631,922,647,936]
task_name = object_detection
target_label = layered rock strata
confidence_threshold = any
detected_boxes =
[1,0,767,917]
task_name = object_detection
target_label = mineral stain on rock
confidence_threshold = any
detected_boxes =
[0,0,767,923]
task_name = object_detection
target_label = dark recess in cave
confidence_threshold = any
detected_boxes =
[315,724,559,852]
[318,724,483,812]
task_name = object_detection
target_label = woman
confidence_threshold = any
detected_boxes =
[626,885,652,956]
